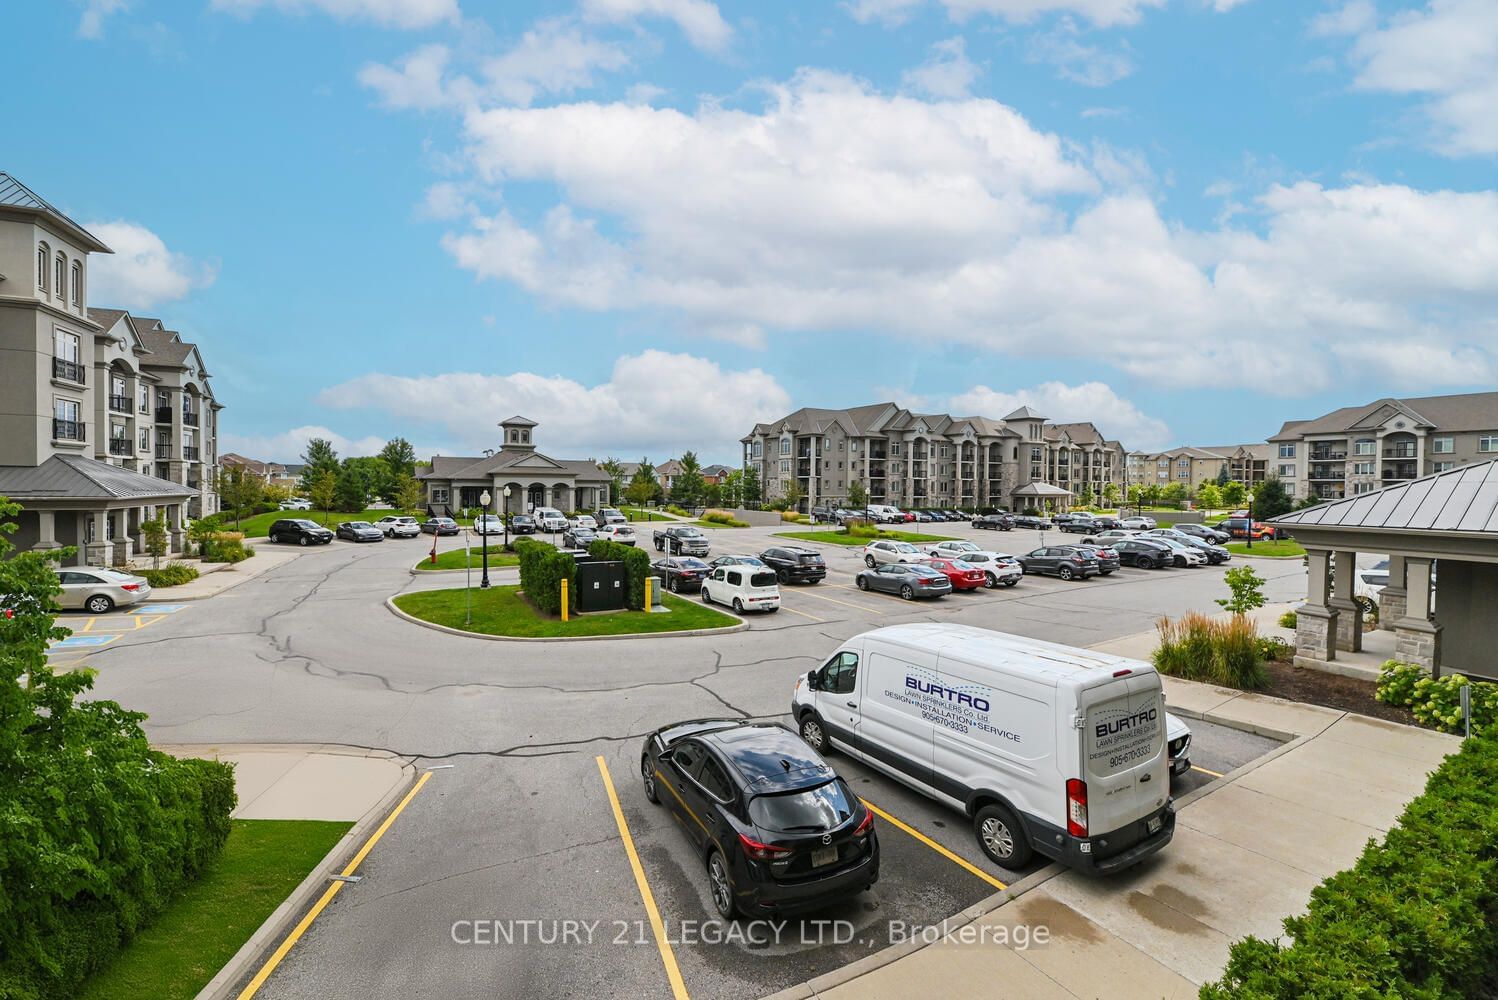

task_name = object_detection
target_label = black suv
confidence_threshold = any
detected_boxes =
[640,720,879,918]
[759,546,827,584]
[1019,545,1100,580]
[1110,537,1175,569]
[509,514,536,535]
[267,518,334,546]
[972,513,1014,531]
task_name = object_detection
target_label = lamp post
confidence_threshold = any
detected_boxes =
[1246,490,1255,550]
[480,490,492,588]
[502,485,511,549]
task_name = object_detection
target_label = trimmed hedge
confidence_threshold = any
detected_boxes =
[1201,731,1498,999]
[587,539,652,609]
[513,537,576,616]
[1378,661,1498,735]
[138,561,199,588]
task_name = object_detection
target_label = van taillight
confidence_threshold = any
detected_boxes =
[1066,779,1088,838]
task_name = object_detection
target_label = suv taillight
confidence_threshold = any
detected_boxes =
[1066,779,1088,838]
[738,832,794,861]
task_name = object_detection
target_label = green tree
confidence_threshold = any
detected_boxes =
[1296,495,1324,511]
[308,468,337,524]
[847,479,869,509]
[671,451,706,506]
[1221,480,1247,509]
[1076,483,1094,509]
[214,464,264,530]
[333,463,370,513]
[703,483,723,508]
[1217,565,1267,615]
[1101,481,1121,508]
[1160,480,1188,504]
[378,437,417,482]
[599,458,626,503]
[299,438,340,494]
[392,471,424,513]
[624,459,659,507]
[781,477,805,511]
[141,511,169,569]
[1196,482,1223,514]
[742,466,762,506]
[1253,475,1293,520]
[719,469,743,508]
[340,456,392,508]
[1215,463,1232,487]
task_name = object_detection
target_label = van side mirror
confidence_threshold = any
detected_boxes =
[806,671,820,691]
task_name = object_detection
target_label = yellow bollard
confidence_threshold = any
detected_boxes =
[561,579,569,622]
[644,576,652,611]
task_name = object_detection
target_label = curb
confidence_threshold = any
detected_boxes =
[195,747,418,1000]
[383,596,749,642]
[152,551,303,602]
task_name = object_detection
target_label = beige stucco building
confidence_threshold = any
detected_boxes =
[419,416,612,516]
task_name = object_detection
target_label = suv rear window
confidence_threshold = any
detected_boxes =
[797,553,823,564]
[748,779,854,833]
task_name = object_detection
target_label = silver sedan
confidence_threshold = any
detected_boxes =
[55,567,152,614]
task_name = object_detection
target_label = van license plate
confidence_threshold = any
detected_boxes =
[811,846,838,867]
[1147,816,1162,835]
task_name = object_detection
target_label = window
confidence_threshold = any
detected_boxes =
[54,398,79,423]
[432,488,449,504]
[55,328,80,363]
[780,438,790,455]
[1355,439,1375,456]
[821,652,858,694]
[55,254,65,299]
[670,741,701,776]
[892,443,902,456]
[752,440,762,458]
[37,243,49,290]
[1433,461,1454,472]
[138,384,149,413]
[779,460,790,474]
[139,427,150,451]
[1279,464,1295,477]
[849,441,858,453]
[696,757,733,800]
[1354,461,1374,475]
[71,261,82,305]
[1480,437,1498,453]
[1031,447,1043,463]
[824,437,830,449]
[1278,443,1295,458]
[1353,482,1375,495]
[1432,437,1453,454]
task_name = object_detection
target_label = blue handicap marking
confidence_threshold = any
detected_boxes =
[135,604,187,614]
[54,634,120,648]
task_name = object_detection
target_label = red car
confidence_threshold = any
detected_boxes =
[1219,518,1277,540]
[923,557,987,591]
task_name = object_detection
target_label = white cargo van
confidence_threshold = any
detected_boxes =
[790,624,1176,874]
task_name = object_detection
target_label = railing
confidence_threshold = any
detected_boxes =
[156,406,173,424]
[108,394,130,413]
[1309,450,1347,461]
[182,410,199,427]
[53,357,85,383]
[52,418,85,441]
[155,443,172,459]
[1383,448,1416,459]
[183,446,200,461]
[108,437,131,456]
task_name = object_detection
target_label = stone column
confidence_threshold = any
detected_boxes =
[1328,549,1363,652]
[167,503,186,554]
[1294,547,1339,664]
[33,509,62,554]
[1378,554,1407,631]
[110,511,134,566]
[1393,556,1442,675]
[82,510,113,567]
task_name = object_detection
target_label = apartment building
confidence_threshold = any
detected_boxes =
[741,402,1127,512]
[0,173,221,565]
[1270,392,1498,501]
[1126,443,1273,495]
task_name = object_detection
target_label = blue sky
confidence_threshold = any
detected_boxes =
[8,0,1497,464]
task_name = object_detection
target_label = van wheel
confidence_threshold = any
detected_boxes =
[641,757,660,804]
[707,851,737,919]
[732,598,744,613]
[974,804,1032,867]
[1058,565,1074,581]
[865,555,876,568]
[899,585,915,600]
[799,713,829,754]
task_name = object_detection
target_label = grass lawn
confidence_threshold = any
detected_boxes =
[414,546,522,571]
[774,529,959,546]
[215,507,424,538]
[622,507,674,522]
[78,819,352,1000]
[1226,539,1306,558]
[393,584,740,637]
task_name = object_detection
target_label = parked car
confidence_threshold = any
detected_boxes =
[279,498,311,511]
[1167,714,1193,778]
[1058,516,1100,535]
[791,625,1175,872]
[567,514,598,531]
[1081,528,1137,546]
[855,562,953,600]
[810,505,837,524]
[908,510,933,522]
[1012,514,1054,529]
[1118,515,1156,530]
[335,520,385,543]
[1142,528,1230,564]
[269,518,335,545]
[922,540,1022,588]
[1089,515,1123,531]
[922,557,987,591]
[972,513,1014,531]
[375,515,421,538]
[640,720,878,917]
[473,514,506,535]
[533,507,568,532]
[420,517,459,536]
[1019,546,1100,581]
[509,514,537,535]
[1109,537,1176,569]
[865,505,907,524]
[1146,536,1208,567]
[759,546,827,584]
[701,565,781,614]
[654,525,710,556]
[1217,518,1277,540]
[709,554,767,570]
[54,567,151,613]
[1066,544,1118,575]
[595,508,628,527]
[1173,522,1231,544]
[595,524,638,546]
[563,525,597,549]
[651,556,711,593]
[862,540,925,567]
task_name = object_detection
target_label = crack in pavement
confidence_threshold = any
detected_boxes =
[348,834,623,908]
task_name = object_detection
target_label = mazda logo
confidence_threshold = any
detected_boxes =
[821,833,832,845]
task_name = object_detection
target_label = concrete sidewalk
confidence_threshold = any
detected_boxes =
[145,547,302,601]
[767,633,1460,1000]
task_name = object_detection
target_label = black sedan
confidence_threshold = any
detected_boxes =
[1109,537,1175,569]
[1090,515,1124,531]
[651,556,711,593]
[640,720,878,918]
[421,517,460,536]
[1012,514,1055,529]
[335,520,384,543]
[972,513,1013,531]
[855,562,953,599]
[1019,546,1100,580]
[509,514,537,535]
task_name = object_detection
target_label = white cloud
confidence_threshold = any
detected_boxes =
[949,381,1172,449]
[482,19,631,106]
[940,0,1166,29]
[425,70,1498,396]
[1080,105,1128,118]
[210,0,459,29]
[1308,0,1375,37]
[1335,0,1498,155]
[580,0,733,52]
[417,181,475,220]
[844,0,926,26]
[358,43,452,109]
[84,221,216,309]
[903,36,982,99]
[316,351,790,459]
[77,0,129,39]
[220,425,390,463]
[1027,18,1134,87]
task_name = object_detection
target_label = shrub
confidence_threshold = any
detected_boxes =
[665,504,691,517]
[199,530,252,564]
[780,510,803,523]
[844,519,879,538]
[1278,610,1297,630]
[1201,731,1498,999]
[1022,507,1041,516]
[138,561,199,588]
[587,539,652,609]
[1256,636,1292,663]
[1377,660,1498,735]
[513,537,576,616]
[701,509,748,527]
[1154,612,1268,690]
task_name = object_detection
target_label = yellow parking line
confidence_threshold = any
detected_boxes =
[237,770,433,1000]
[1191,764,1224,779]
[596,756,690,1000]
[794,588,885,616]
[776,604,827,623]
[860,797,1007,892]
[83,616,97,632]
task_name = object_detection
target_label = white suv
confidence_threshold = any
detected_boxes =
[533,507,567,532]
[863,540,925,567]
[701,564,780,614]
[376,515,421,538]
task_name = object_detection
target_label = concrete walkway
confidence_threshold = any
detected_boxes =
[158,742,412,820]
[147,548,301,601]
[767,631,1460,1000]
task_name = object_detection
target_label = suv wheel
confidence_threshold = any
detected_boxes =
[865,555,876,568]
[984,571,998,588]
[270,533,281,543]
[777,568,788,584]
[1058,565,1074,581]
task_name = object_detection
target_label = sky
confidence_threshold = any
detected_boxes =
[7,0,1497,465]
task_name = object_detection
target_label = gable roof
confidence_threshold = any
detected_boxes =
[0,454,194,501]
[1002,405,1046,421]
[1270,392,1498,441]
[1273,458,1498,535]
[0,173,112,253]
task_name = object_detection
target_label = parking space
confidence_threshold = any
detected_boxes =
[47,602,191,657]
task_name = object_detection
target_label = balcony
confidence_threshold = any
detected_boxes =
[53,418,85,441]
[1308,465,1345,481]
[1309,450,1347,462]
[1382,462,1418,482]
[182,410,200,427]
[156,406,173,424]
[53,357,85,384]
[1383,447,1416,459]
[155,443,172,460]
[107,437,131,456]
[183,446,201,461]
[108,394,131,413]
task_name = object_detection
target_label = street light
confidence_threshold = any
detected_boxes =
[1246,490,1256,550]
[502,485,512,550]
[479,490,492,588]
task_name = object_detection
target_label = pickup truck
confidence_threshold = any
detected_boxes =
[653,525,710,556]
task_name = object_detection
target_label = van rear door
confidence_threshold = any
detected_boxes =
[1079,673,1169,836]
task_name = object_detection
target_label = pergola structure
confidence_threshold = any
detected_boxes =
[1272,458,1498,680]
